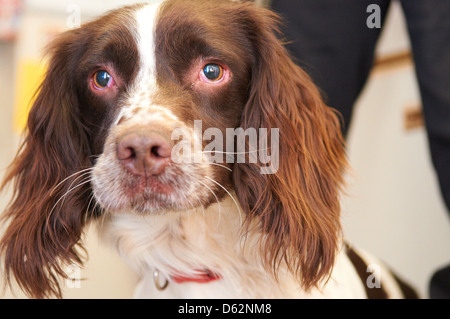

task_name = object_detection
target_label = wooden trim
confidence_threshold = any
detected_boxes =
[373,51,413,72]
[403,105,424,131]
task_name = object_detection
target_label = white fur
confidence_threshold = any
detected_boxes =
[99,194,372,298]
[134,2,160,92]
[115,2,180,126]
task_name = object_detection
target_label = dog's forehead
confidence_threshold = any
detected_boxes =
[131,0,244,68]
[129,1,205,91]
[132,2,162,90]
[109,0,250,125]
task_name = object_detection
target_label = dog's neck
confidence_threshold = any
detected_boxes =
[97,194,353,298]
[98,194,273,290]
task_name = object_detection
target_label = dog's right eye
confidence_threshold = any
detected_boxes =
[200,63,226,83]
[92,70,115,90]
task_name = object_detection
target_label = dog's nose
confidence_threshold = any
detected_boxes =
[116,131,172,176]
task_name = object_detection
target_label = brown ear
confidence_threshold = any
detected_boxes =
[0,30,94,298]
[233,5,347,290]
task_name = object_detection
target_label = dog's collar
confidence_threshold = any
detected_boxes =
[172,269,222,284]
[153,268,221,291]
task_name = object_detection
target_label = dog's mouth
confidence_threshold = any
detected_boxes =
[121,180,177,214]
[92,159,215,215]
[123,174,175,197]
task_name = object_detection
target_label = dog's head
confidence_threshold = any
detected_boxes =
[1,0,346,298]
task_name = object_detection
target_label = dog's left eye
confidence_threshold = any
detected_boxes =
[201,64,224,82]
[92,70,114,90]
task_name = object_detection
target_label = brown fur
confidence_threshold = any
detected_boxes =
[230,4,346,290]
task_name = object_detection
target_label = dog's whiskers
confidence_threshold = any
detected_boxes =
[46,172,93,236]
[201,146,272,155]
[204,176,243,226]
[49,167,93,196]
[198,179,222,227]
[206,162,232,172]
[85,192,98,222]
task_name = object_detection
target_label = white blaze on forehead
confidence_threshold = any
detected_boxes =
[115,1,180,126]
[134,2,162,91]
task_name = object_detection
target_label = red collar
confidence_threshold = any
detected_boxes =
[171,269,222,284]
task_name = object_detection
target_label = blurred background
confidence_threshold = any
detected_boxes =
[1,0,449,298]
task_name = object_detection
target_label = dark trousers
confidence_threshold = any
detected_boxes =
[271,0,450,298]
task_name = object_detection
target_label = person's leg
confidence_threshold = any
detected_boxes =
[271,0,390,136]
[400,0,450,213]
[430,265,450,299]
[400,0,450,298]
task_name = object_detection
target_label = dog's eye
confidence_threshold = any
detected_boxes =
[201,64,224,82]
[92,70,114,90]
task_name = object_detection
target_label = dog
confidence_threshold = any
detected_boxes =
[0,0,417,298]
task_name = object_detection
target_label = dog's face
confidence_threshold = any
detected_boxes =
[86,2,255,214]
[1,0,346,298]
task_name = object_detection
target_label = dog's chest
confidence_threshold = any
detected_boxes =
[100,198,367,298]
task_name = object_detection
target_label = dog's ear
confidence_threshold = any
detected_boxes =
[0,29,94,298]
[232,4,347,290]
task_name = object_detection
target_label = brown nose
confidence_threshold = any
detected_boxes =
[116,131,172,176]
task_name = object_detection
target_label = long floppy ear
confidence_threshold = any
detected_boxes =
[233,5,347,290]
[0,30,94,298]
